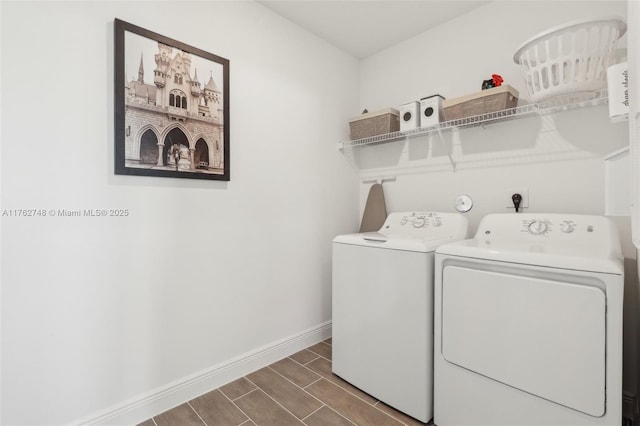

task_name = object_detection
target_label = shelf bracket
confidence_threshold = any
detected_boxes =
[436,128,456,171]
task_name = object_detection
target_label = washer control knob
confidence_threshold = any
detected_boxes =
[432,218,442,227]
[413,217,426,228]
[560,222,574,233]
[528,220,548,235]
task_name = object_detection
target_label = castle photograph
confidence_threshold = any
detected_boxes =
[116,23,229,180]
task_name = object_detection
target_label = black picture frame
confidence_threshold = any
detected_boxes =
[114,19,230,181]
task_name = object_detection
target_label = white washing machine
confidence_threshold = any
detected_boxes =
[434,213,624,426]
[332,211,469,423]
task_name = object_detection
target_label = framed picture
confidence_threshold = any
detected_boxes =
[114,19,230,181]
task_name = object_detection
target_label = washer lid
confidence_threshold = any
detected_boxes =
[437,213,623,275]
[333,232,461,252]
[333,212,469,253]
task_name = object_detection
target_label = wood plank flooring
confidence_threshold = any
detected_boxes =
[138,338,431,426]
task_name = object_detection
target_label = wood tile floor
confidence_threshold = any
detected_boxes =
[137,338,432,426]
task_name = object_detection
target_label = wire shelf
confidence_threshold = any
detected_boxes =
[339,89,609,150]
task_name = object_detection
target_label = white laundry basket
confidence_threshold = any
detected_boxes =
[513,17,626,101]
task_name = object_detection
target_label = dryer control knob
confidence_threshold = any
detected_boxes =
[528,220,548,235]
[560,223,574,233]
[413,217,426,228]
[432,218,442,227]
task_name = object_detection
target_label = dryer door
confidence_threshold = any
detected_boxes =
[441,266,606,417]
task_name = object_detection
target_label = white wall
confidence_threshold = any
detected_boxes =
[356,0,639,404]
[0,1,360,425]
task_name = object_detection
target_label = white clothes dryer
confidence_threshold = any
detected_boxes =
[434,213,624,426]
[332,212,469,423]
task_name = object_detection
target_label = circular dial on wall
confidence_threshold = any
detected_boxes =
[454,194,473,213]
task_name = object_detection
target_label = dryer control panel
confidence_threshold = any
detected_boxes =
[522,218,585,236]
[476,214,608,239]
[474,213,620,257]
[520,218,594,237]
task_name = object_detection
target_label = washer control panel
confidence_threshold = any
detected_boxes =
[398,212,443,228]
[381,211,468,238]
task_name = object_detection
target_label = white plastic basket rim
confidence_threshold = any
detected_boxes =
[513,16,627,63]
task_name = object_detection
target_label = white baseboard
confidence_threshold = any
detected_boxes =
[72,321,332,426]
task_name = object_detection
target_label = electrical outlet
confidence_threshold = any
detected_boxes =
[505,188,529,209]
